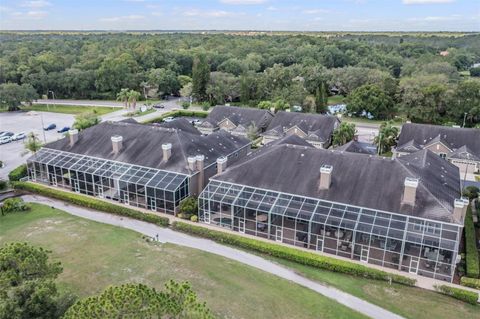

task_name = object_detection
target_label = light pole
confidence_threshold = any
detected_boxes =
[40,112,46,143]
[462,112,468,128]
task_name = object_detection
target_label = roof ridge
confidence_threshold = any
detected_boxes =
[396,150,453,216]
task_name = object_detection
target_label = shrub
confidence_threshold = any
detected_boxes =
[434,285,479,305]
[464,205,480,278]
[171,221,416,286]
[0,179,8,191]
[8,164,27,181]
[1,197,30,215]
[12,182,169,227]
[190,215,198,222]
[463,186,479,201]
[181,101,190,109]
[461,277,480,290]
[179,196,198,217]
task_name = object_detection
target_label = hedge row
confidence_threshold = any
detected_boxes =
[461,277,480,290]
[171,221,416,286]
[8,164,27,181]
[465,205,480,278]
[434,285,479,305]
[143,109,208,124]
[12,181,169,227]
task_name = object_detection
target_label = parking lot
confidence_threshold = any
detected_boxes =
[0,111,74,179]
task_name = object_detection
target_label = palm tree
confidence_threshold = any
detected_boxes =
[116,88,130,109]
[374,121,399,155]
[23,132,42,155]
[332,122,356,146]
[127,90,141,110]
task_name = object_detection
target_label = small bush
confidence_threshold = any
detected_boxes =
[464,205,480,278]
[181,101,190,109]
[434,285,479,305]
[461,277,480,290]
[12,182,169,227]
[8,164,27,181]
[190,215,198,222]
[171,221,416,286]
[1,197,30,215]
[0,179,8,191]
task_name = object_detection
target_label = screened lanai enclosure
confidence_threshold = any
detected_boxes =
[199,180,462,282]
[27,148,189,214]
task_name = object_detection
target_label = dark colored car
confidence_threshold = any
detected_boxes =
[57,126,70,133]
[153,104,165,109]
[44,123,57,131]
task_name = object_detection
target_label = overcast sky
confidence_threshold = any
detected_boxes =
[0,0,479,31]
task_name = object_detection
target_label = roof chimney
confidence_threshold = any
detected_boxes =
[196,155,205,195]
[111,135,123,154]
[69,129,78,146]
[453,199,466,223]
[217,156,227,174]
[319,165,333,190]
[187,156,196,171]
[162,143,172,162]
[402,177,419,206]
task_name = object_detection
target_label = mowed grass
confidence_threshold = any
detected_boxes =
[267,257,480,319]
[21,104,118,115]
[0,204,366,319]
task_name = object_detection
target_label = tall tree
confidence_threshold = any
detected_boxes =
[116,88,130,109]
[127,90,141,110]
[0,83,38,111]
[346,84,395,120]
[315,82,328,113]
[192,54,210,101]
[63,281,213,319]
[332,122,356,146]
[374,121,399,155]
[23,132,43,155]
[0,242,75,319]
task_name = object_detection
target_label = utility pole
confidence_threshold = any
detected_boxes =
[462,112,468,128]
[40,112,46,143]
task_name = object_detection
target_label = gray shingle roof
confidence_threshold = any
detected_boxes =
[263,111,340,142]
[156,118,201,135]
[334,141,377,155]
[397,123,480,158]
[199,106,274,132]
[45,121,250,175]
[214,146,461,223]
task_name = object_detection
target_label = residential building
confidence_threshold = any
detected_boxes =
[199,138,465,282]
[262,111,340,148]
[26,120,250,215]
[394,123,480,181]
[197,106,274,138]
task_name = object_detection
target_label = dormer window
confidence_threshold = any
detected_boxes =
[439,153,447,159]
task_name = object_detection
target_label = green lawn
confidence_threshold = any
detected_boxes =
[21,104,118,115]
[0,204,366,319]
[327,95,346,105]
[266,257,479,319]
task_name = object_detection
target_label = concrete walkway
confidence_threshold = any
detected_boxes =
[23,194,404,319]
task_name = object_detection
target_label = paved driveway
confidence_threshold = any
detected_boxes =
[23,194,405,319]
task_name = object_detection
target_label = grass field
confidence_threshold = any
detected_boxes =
[268,257,479,319]
[21,104,118,115]
[0,204,366,319]
[327,95,346,105]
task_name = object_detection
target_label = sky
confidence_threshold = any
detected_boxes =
[0,0,479,31]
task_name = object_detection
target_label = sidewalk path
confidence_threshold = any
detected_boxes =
[23,194,404,319]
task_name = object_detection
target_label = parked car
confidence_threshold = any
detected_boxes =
[0,131,13,138]
[191,119,202,125]
[57,126,70,133]
[44,123,56,131]
[11,132,26,141]
[153,104,165,109]
[0,136,11,145]
[163,116,174,123]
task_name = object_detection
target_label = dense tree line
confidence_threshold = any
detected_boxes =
[0,32,479,125]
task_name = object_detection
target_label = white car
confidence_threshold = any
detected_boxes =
[163,116,175,123]
[0,136,11,145]
[11,132,26,141]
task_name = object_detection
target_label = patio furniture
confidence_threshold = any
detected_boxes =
[335,230,344,239]
[257,222,267,231]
